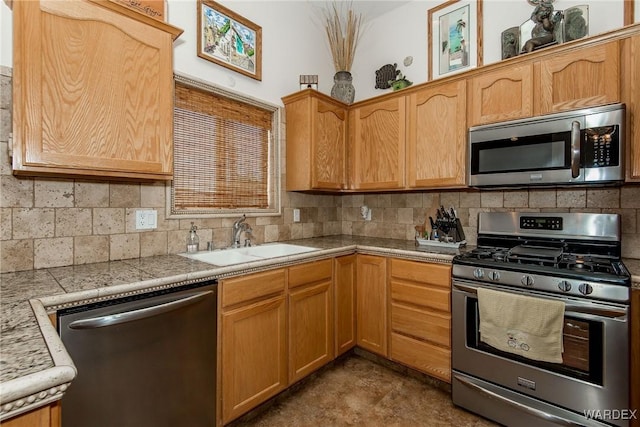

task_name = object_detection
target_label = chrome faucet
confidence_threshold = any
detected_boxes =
[231,215,249,248]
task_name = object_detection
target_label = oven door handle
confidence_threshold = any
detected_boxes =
[453,374,584,427]
[452,283,627,319]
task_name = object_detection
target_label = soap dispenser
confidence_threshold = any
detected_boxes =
[186,222,199,253]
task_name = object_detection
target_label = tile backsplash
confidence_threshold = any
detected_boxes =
[1,67,639,272]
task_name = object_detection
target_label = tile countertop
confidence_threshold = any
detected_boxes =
[0,235,462,421]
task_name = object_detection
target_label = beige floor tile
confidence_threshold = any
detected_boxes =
[229,354,498,427]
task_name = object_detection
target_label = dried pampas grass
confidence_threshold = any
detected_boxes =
[322,1,364,72]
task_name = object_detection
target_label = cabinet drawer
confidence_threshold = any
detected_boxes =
[222,269,286,308]
[390,281,451,313]
[391,303,450,348]
[391,333,451,383]
[390,259,451,288]
[288,259,332,288]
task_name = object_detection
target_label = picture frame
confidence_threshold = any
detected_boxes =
[197,0,262,81]
[428,0,483,81]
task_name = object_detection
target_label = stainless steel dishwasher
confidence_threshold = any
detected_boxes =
[58,279,217,427]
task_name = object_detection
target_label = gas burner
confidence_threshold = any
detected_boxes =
[557,254,617,274]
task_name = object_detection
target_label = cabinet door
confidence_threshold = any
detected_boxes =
[283,90,347,190]
[537,41,620,115]
[335,255,357,356]
[221,295,287,424]
[350,97,405,190]
[288,260,334,383]
[313,97,347,189]
[288,280,333,383]
[2,402,60,427]
[407,80,467,188]
[622,35,640,182]
[356,255,387,356]
[12,0,178,180]
[468,63,534,126]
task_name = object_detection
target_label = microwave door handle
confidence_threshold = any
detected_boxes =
[570,121,581,178]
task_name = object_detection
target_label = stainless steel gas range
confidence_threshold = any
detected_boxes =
[452,212,632,427]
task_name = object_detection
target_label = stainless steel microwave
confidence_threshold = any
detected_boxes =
[468,103,625,188]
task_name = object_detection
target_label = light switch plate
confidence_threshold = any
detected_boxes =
[293,208,301,223]
[135,209,157,230]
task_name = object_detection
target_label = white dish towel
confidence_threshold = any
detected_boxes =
[477,287,565,363]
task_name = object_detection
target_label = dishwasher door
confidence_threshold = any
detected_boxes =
[58,280,217,427]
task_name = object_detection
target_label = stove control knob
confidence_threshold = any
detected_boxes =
[473,268,485,279]
[558,280,572,292]
[578,283,593,295]
[521,275,534,287]
[488,271,501,281]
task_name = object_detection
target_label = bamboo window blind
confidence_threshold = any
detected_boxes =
[172,80,277,214]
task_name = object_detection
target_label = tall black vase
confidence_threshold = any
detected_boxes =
[330,71,355,104]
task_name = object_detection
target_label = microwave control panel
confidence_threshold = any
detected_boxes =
[582,126,619,168]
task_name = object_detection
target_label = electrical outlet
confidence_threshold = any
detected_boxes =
[135,209,157,230]
[293,208,301,223]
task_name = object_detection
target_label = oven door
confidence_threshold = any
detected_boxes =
[452,279,630,427]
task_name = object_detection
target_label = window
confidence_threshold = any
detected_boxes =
[168,74,281,218]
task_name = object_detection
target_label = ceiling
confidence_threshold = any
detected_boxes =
[311,1,412,20]
[349,1,412,19]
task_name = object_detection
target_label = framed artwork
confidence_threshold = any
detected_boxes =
[428,0,483,80]
[197,0,262,81]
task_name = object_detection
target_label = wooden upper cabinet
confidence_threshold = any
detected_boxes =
[12,0,182,180]
[468,63,534,126]
[350,97,405,190]
[283,90,347,191]
[537,41,620,115]
[407,79,467,188]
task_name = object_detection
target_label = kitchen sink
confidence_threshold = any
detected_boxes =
[180,243,320,266]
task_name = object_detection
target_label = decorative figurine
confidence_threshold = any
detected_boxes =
[375,63,400,89]
[501,27,520,59]
[389,72,413,91]
[563,5,588,42]
[521,0,562,53]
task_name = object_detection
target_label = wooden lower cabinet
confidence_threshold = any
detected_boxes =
[356,255,388,356]
[389,259,452,383]
[335,255,357,356]
[220,270,288,425]
[631,287,640,427]
[288,260,334,383]
[1,402,60,427]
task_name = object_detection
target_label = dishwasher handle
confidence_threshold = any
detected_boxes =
[68,290,214,330]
